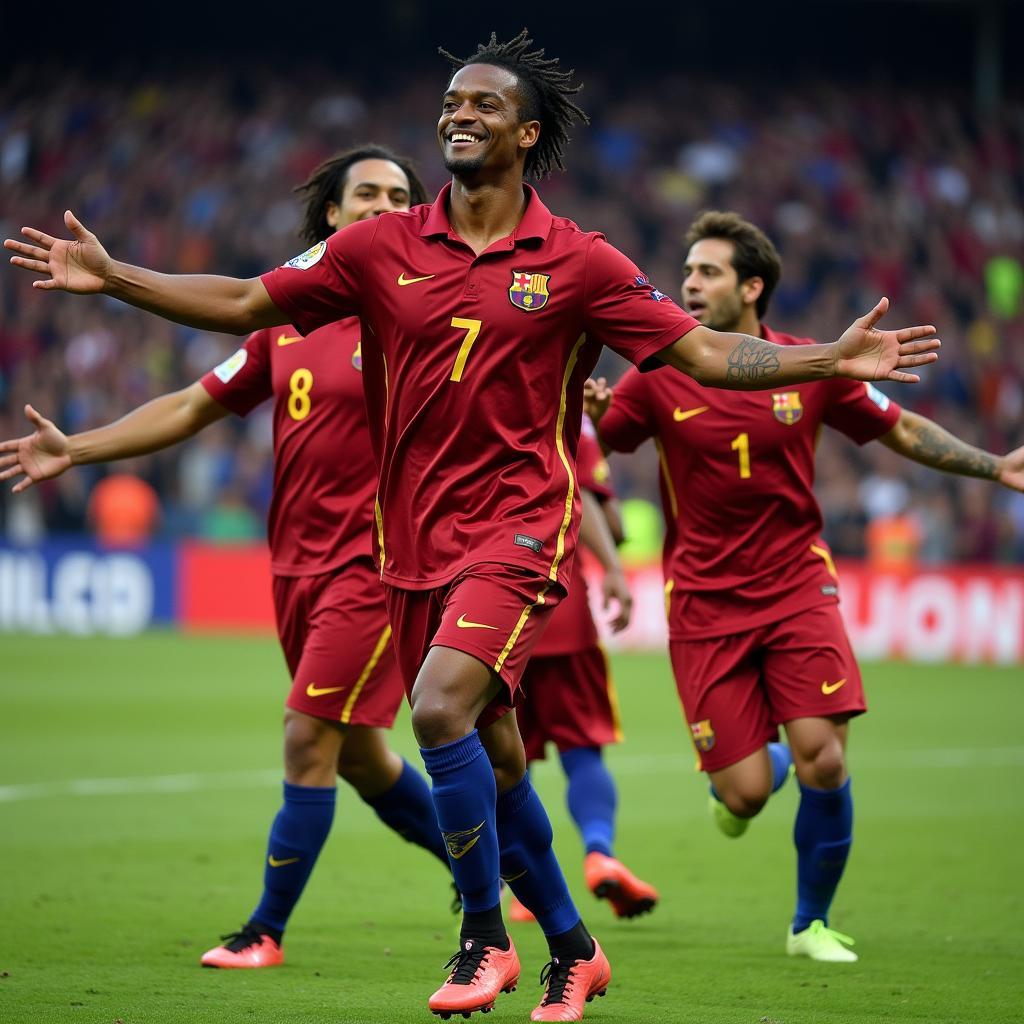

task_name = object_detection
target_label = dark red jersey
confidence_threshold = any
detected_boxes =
[598,326,901,639]
[200,318,375,577]
[261,184,698,591]
[532,423,615,657]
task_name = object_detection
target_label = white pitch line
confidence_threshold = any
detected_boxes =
[1,747,1022,805]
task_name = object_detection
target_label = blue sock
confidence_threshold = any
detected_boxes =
[251,782,336,935]
[559,746,616,857]
[792,778,853,933]
[420,731,500,912]
[363,759,449,867]
[496,774,581,937]
[769,742,794,793]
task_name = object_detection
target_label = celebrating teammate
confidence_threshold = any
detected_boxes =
[511,421,659,924]
[0,145,456,969]
[588,210,1024,963]
[5,31,941,1021]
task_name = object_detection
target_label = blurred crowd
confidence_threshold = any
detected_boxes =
[2,62,1022,564]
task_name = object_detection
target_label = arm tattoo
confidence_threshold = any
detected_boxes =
[903,416,999,479]
[726,336,782,383]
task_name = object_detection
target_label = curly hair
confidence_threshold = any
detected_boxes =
[438,29,588,179]
[685,211,783,318]
[293,144,429,246]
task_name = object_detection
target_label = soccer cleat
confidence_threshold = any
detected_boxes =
[507,893,536,923]
[428,937,520,1018]
[200,922,284,968]
[583,852,659,919]
[708,792,750,838]
[531,938,611,1021]
[786,920,858,962]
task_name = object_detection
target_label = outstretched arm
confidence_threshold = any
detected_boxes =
[878,408,1024,491]
[579,488,632,633]
[5,211,282,334]
[0,383,229,493]
[660,297,940,389]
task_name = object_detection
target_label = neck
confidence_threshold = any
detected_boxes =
[734,309,762,337]
[447,173,528,255]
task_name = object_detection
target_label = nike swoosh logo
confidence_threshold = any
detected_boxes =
[306,682,346,697]
[821,678,848,695]
[456,614,499,630]
[673,405,710,422]
[276,334,302,346]
[397,273,436,286]
[268,855,300,867]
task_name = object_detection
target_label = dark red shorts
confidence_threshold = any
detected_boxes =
[516,646,623,762]
[384,562,562,730]
[668,602,865,773]
[274,557,403,728]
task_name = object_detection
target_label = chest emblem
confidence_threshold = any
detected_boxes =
[509,270,550,311]
[352,341,362,371]
[772,391,803,425]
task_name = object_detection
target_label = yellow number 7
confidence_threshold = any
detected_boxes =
[450,317,482,382]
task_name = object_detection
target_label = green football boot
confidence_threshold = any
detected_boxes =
[786,920,858,962]
[707,792,749,837]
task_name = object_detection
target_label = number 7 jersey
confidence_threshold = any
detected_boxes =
[598,326,901,639]
[260,184,698,591]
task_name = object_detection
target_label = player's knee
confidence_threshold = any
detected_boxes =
[800,741,847,790]
[283,710,338,778]
[410,698,465,748]
[720,786,769,819]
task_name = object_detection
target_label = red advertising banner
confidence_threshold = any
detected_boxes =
[176,543,1024,664]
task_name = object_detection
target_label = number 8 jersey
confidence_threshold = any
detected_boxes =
[598,327,902,640]
[260,184,698,592]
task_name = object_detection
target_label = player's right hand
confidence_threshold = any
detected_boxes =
[584,377,613,423]
[0,405,74,492]
[4,210,111,293]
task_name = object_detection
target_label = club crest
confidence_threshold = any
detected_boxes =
[772,391,803,425]
[509,270,550,311]
[690,719,716,752]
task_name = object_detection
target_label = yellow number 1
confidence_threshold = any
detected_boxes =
[731,432,751,478]
[449,317,482,382]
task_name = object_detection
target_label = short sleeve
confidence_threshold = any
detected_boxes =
[823,379,902,445]
[597,366,659,453]
[200,328,274,416]
[260,217,378,336]
[583,237,699,368]
[577,423,615,500]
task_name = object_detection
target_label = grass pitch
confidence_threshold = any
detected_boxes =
[1,634,1021,1023]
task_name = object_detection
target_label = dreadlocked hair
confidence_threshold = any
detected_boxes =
[293,144,429,246]
[438,29,588,179]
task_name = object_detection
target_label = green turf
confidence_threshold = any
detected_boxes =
[1,635,1021,1023]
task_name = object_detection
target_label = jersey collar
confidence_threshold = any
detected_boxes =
[420,183,553,245]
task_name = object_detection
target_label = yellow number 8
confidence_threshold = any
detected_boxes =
[288,368,313,421]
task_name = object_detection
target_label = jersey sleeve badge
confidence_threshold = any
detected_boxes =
[509,270,551,311]
[352,341,362,371]
[772,391,803,425]
[283,240,327,271]
[864,382,891,411]
[213,348,248,383]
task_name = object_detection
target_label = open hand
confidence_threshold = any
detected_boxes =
[0,405,73,492]
[835,297,940,384]
[4,210,111,293]
[998,444,1024,492]
[584,376,613,424]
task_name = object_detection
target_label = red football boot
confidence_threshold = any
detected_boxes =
[508,894,537,923]
[531,939,611,1021]
[583,851,659,919]
[200,922,284,968]
[428,937,520,1019]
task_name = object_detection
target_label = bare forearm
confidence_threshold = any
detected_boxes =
[661,327,837,389]
[68,388,224,465]
[579,489,622,573]
[882,411,1001,480]
[105,261,278,334]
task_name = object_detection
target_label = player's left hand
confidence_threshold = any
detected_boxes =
[584,377,613,423]
[602,567,632,633]
[997,444,1024,492]
[834,297,941,384]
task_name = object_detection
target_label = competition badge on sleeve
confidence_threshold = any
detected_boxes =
[772,391,804,425]
[509,270,550,311]
[283,240,327,271]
